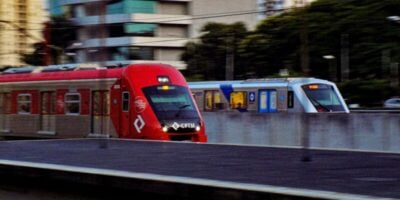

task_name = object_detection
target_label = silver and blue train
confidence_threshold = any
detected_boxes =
[189,78,349,113]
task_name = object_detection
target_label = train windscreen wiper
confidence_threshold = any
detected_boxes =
[175,104,190,117]
[308,97,331,112]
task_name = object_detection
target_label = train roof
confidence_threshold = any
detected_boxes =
[188,77,334,89]
[1,63,108,75]
[0,63,180,84]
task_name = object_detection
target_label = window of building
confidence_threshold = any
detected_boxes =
[18,94,31,114]
[230,91,247,109]
[65,93,80,115]
[107,0,156,14]
[111,47,154,61]
[125,23,156,36]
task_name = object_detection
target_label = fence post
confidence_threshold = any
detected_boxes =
[301,114,311,162]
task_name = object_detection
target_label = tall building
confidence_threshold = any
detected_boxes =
[0,0,47,68]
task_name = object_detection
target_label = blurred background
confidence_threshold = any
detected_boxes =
[0,0,399,108]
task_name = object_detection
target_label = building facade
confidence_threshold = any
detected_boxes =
[0,0,47,68]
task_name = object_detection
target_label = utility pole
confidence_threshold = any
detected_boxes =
[340,34,349,81]
[99,0,107,68]
[225,35,234,80]
[300,13,309,76]
[44,22,51,65]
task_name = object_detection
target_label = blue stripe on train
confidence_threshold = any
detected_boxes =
[220,84,233,101]
[220,84,248,112]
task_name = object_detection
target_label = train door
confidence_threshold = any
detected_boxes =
[39,91,56,133]
[90,91,110,136]
[120,91,132,137]
[0,93,11,131]
[258,90,277,113]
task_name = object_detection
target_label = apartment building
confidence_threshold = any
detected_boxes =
[0,0,47,68]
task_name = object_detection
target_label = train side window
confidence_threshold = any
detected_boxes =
[213,91,223,110]
[204,90,213,111]
[65,93,80,115]
[205,90,224,111]
[230,91,247,109]
[288,91,294,108]
[122,92,130,112]
[17,94,32,114]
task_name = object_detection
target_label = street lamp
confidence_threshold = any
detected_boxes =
[387,16,400,23]
[323,55,338,82]
[385,16,400,87]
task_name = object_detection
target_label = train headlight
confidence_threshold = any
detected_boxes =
[162,126,169,132]
[195,125,201,132]
[157,76,170,84]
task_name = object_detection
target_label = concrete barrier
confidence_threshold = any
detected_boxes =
[202,112,400,153]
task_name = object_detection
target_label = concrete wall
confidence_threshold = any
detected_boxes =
[202,112,400,153]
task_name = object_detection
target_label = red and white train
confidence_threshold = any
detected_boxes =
[0,63,207,142]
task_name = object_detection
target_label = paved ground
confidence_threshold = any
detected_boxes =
[0,139,399,199]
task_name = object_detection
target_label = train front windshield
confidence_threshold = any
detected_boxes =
[143,85,200,120]
[301,84,346,112]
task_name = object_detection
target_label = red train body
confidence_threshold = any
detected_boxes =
[0,63,207,142]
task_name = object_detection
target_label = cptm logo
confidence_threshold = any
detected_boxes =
[133,115,145,133]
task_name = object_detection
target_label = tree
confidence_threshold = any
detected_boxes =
[181,22,248,80]
[239,0,400,106]
[241,0,400,80]
[20,42,47,66]
[21,15,76,66]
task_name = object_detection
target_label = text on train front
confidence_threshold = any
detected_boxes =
[301,84,346,112]
[142,85,201,133]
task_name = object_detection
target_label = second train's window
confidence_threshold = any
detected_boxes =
[204,90,223,111]
[18,94,32,114]
[230,91,247,109]
[65,93,80,115]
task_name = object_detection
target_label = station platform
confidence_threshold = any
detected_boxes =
[0,139,399,199]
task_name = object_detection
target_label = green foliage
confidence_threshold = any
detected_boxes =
[242,0,400,80]
[20,15,76,66]
[338,79,398,107]
[20,42,46,66]
[181,22,249,80]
